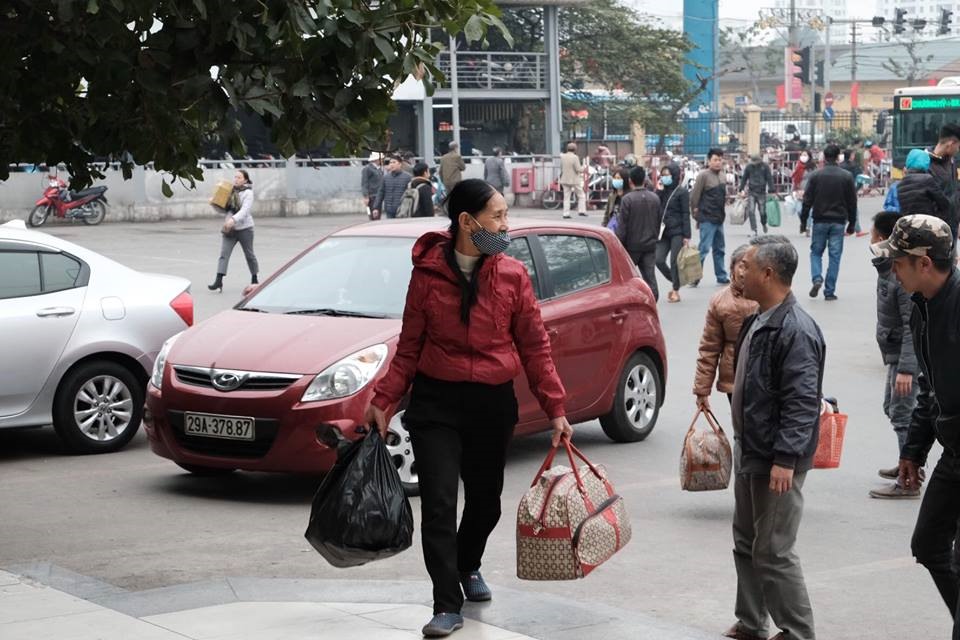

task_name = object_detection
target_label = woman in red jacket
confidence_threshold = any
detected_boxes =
[364,179,571,638]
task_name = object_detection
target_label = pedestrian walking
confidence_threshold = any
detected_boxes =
[615,166,663,300]
[927,124,960,240]
[372,155,412,220]
[739,154,775,235]
[409,162,436,218]
[868,211,920,499]
[439,141,466,195]
[690,148,730,285]
[897,148,950,222]
[870,215,960,633]
[483,147,510,195]
[724,235,824,640]
[207,169,259,292]
[655,163,691,302]
[363,179,572,638]
[601,167,630,229]
[361,152,384,217]
[791,152,815,193]
[560,142,587,219]
[693,245,759,409]
[800,144,857,301]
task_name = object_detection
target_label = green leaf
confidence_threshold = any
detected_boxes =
[161,180,173,198]
[192,0,207,20]
[373,36,396,63]
[463,14,484,42]
[86,0,99,14]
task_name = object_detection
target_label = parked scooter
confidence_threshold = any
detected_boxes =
[28,175,109,227]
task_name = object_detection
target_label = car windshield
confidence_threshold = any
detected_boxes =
[240,236,416,317]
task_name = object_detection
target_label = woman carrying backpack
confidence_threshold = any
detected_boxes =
[363,179,571,638]
[409,162,436,217]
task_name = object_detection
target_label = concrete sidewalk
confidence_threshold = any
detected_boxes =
[1,564,721,640]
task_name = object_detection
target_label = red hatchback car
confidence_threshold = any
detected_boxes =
[144,218,667,491]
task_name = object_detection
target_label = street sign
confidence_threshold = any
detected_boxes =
[823,106,835,121]
[824,92,834,108]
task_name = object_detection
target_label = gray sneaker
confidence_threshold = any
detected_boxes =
[878,466,899,480]
[422,613,464,637]
[869,482,920,499]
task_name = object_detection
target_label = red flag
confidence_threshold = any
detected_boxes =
[851,82,860,109]
[776,84,786,109]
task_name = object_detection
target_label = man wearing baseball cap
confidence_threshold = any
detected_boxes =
[871,214,960,633]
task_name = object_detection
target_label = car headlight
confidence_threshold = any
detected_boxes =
[301,344,389,402]
[151,333,182,390]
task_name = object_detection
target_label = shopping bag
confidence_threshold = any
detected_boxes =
[730,197,747,225]
[680,409,733,491]
[517,439,631,581]
[813,400,848,469]
[304,430,414,568]
[677,245,703,287]
[783,193,797,217]
[765,196,782,227]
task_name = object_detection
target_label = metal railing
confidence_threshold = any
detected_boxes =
[435,52,547,91]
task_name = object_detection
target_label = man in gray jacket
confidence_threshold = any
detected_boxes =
[725,235,823,640]
[869,211,920,499]
[484,147,510,194]
[372,156,412,220]
[361,152,384,215]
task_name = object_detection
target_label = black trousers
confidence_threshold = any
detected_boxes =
[405,374,517,615]
[655,235,683,292]
[911,452,960,639]
[632,251,658,301]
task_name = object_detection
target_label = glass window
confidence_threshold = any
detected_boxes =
[242,236,416,317]
[41,253,83,293]
[585,237,611,282]
[539,234,606,297]
[504,236,540,299]
[0,251,42,299]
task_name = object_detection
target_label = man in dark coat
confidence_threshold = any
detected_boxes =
[615,166,664,300]
[927,124,960,241]
[372,156,412,219]
[739,154,775,235]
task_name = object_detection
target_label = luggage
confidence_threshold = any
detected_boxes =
[210,180,233,209]
[680,409,733,491]
[396,184,420,218]
[730,196,747,225]
[304,430,414,568]
[766,196,782,227]
[814,399,848,469]
[677,245,703,287]
[517,439,631,581]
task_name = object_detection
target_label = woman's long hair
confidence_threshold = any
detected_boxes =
[443,179,497,325]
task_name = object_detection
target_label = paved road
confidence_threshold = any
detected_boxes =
[1,201,951,639]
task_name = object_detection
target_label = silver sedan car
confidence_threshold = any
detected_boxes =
[0,220,193,453]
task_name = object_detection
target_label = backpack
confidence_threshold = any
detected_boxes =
[396,183,420,219]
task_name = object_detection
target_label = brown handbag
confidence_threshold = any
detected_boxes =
[680,408,733,491]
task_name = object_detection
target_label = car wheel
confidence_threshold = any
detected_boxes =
[176,463,236,476]
[599,351,661,443]
[53,360,144,454]
[384,410,419,497]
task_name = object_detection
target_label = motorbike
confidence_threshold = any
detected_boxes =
[28,176,109,227]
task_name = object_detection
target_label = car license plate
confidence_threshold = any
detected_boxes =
[184,413,255,441]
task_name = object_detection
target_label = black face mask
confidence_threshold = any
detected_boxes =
[468,216,511,256]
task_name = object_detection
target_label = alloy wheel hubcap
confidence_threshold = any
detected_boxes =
[623,364,657,429]
[73,375,133,442]
[385,410,417,485]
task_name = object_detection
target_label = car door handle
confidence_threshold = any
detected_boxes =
[36,306,76,318]
[610,310,629,321]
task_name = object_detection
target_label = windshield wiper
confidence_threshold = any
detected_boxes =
[284,308,387,319]
[239,307,268,313]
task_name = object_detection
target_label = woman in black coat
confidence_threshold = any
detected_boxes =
[655,162,691,303]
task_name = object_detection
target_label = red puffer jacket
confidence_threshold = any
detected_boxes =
[372,231,567,419]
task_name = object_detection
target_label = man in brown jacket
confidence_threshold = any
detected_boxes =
[439,141,466,194]
[559,142,586,218]
[694,245,758,409]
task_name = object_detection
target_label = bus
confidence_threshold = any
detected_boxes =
[892,78,960,178]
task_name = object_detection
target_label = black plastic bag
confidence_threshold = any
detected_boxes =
[304,430,414,568]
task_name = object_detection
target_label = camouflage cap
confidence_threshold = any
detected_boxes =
[870,214,955,260]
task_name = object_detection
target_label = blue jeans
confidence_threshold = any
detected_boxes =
[810,222,845,296]
[698,221,728,282]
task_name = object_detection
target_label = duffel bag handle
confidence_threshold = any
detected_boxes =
[531,436,605,490]
[687,408,725,437]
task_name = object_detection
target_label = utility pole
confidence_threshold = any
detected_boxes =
[824,17,831,94]
[449,35,461,149]
[850,21,858,85]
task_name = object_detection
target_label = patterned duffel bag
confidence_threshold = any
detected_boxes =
[679,408,733,492]
[517,439,631,581]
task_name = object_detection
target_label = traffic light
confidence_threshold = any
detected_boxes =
[814,60,825,86]
[894,8,908,34]
[872,16,885,27]
[940,8,954,35]
[792,47,811,85]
